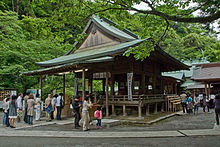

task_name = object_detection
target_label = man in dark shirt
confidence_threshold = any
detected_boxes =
[72,96,81,129]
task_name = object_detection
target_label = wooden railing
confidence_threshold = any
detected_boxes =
[166,95,181,112]
[100,94,165,103]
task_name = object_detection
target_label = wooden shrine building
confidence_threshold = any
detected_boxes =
[23,16,188,118]
[192,62,220,97]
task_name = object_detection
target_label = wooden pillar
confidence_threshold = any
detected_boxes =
[112,104,116,116]
[141,73,145,94]
[39,75,42,97]
[153,63,157,94]
[63,74,65,100]
[204,82,208,99]
[175,83,177,95]
[82,69,85,101]
[106,72,109,117]
[208,83,211,98]
[146,104,150,116]
[154,103,158,113]
[110,73,114,96]
[88,74,93,94]
[123,104,126,116]
[161,102,164,112]
[138,105,142,117]
[102,79,105,95]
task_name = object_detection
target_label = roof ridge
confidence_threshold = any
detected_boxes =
[92,15,138,41]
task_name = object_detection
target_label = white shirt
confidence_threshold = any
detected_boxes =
[56,96,62,106]
[210,94,215,99]
[16,96,23,109]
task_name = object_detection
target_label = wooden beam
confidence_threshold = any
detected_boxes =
[106,72,109,117]
[82,69,85,101]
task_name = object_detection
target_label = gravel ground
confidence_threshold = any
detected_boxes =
[19,107,216,132]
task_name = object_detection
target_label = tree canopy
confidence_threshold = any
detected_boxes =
[0,0,219,97]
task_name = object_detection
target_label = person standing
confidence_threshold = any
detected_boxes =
[23,92,30,123]
[2,95,10,127]
[51,94,58,120]
[27,95,36,125]
[35,94,42,121]
[194,94,200,115]
[72,96,81,129]
[56,93,64,120]
[203,94,207,112]
[82,96,92,131]
[180,92,187,113]
[45,94,52,122]
[187,97,193,114]
[94,106,103,129]
[16,93,23,122]
[9,95,17,128]
[206,97,210,113]
[214,94,220,125]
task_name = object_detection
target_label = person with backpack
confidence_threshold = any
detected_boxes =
[187,95,193,114]
[72,96,81,129]
[56,93,64,120]
[94,106,103,129]
[185,96,189,113]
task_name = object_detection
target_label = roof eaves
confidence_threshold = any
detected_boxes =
[37,39,146,67]
[24,57,114,76]
[155,46,189,70]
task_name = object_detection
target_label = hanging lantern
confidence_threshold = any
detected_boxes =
[109,80,113,85]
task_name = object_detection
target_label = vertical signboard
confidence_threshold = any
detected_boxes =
[74,78,78,97]
[127,73,133,100]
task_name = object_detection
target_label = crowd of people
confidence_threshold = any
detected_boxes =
[180,92,220,125]
[2,92,103,131]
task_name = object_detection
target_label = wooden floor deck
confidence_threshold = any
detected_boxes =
[99,94,169,118]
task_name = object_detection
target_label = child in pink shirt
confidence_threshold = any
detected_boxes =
[94,106,102,128]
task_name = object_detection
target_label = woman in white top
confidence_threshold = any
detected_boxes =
[82,96,93,131]
[35,94,42,121]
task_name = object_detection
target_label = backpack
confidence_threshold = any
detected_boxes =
[94,110,98,118]
[60,97,64,108]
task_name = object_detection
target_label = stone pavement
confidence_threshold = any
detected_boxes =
[0,110,220,138]
[0,126,219,138]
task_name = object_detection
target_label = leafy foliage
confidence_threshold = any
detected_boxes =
[0,0,219,98]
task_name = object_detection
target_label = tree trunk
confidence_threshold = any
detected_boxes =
[12,0,14,11]
[16,0,19,14]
